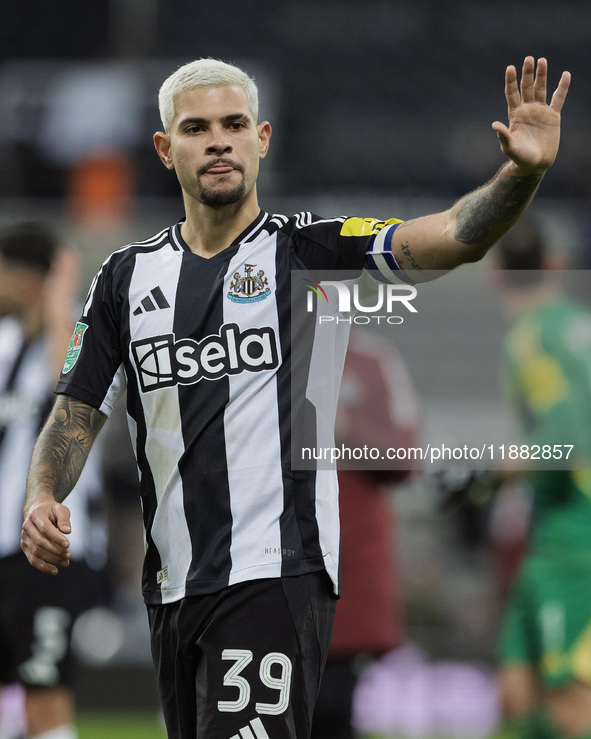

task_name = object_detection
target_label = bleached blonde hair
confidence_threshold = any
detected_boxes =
[158,58,259,132]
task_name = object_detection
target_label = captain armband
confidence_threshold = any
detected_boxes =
[365,223,414,285]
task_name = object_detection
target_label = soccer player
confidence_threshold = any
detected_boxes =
[20,56,569,739]
[494,221,591,739]
[0,223,107,739]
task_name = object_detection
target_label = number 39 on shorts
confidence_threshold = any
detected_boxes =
[217,649,293,715]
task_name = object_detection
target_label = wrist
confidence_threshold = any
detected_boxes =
[502,160,547,181]
[23,490,56,518]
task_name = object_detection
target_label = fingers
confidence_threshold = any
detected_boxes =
[21,538,71,575]
[550,70,571,113]
[21,546,63,576]
[520,56,536,103]
[21,507,72,576]
[504,64,520,110]
[533,57,548,104]
[506,57,570,111]
[21,531,71,574]
[491,121,510,145]
[55,504,72,535]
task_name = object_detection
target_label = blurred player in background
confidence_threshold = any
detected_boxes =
[0,223,108,739]
[19,55,570,739]
[494,220,591,739]
[312,329,420,739]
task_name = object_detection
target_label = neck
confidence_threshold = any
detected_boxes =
[180,189,261,258]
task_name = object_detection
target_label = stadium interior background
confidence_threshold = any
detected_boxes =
[1,1,590,735]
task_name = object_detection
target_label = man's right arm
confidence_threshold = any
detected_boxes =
[21,393,107,575]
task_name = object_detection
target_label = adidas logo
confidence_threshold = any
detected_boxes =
[230,717,270,739]
[133,286,171,316]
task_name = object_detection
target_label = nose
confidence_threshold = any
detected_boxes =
[206,125,232,155]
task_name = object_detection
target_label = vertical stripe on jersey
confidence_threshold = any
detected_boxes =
[124,374,162,599]
[115,255,162,600]
[304,279,358,593]
[98,363,127,416]
[174,250,235,592]
[274,231,322,576]
[223,235,285,585]
[129,248,193,603]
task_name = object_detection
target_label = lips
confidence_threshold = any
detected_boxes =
[199,158,243,177]
[205,163,235,175]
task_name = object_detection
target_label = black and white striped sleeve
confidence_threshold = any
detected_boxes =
[55,254,127,416]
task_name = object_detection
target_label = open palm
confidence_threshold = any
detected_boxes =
[492,57,570,174]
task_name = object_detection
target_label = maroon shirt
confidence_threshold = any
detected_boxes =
[330,331,421,656]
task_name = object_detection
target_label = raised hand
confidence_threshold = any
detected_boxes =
[492,57,570,175]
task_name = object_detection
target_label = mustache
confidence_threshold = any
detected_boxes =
[198,158,244,176]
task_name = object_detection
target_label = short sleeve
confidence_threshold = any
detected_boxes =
[289,212,408,283]
[55,257,127,416]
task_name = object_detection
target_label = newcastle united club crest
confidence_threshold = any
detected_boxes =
[228,264,271,304]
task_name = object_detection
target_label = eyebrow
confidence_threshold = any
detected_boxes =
[177,113,250,128]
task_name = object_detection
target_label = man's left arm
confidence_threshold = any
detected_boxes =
[390,57,571,280]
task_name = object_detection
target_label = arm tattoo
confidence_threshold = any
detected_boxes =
[454,171,543,245]
[393,221,424,271]
[399,241,423,271]
[26,395,106,504]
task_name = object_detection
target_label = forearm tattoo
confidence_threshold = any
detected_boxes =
[454,171,543,245]
[26,395,106,504]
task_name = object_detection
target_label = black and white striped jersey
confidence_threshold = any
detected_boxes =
[55,210,404,604]
[0,317,106,567]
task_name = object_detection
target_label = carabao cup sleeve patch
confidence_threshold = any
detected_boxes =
[62,322,89,374]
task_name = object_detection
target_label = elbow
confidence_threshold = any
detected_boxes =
[461,243,491,264]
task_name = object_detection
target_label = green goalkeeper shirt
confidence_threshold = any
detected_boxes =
[503,296,591,558]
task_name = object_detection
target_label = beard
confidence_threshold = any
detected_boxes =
[192,158,247,207]
[197,178,246,207]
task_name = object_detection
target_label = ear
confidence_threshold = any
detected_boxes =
[153,131,175,170]
[257,121,272,159]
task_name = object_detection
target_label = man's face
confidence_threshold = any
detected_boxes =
[157,85,270,208]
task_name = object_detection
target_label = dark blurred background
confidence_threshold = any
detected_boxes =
[0,0,589,200]
[0,0,588,271]
[0,1,589,734]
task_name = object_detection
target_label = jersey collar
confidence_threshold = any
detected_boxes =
[170,210,269,254]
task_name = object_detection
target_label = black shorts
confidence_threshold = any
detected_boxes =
[0,553,105,688]
[147,570,336,739]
